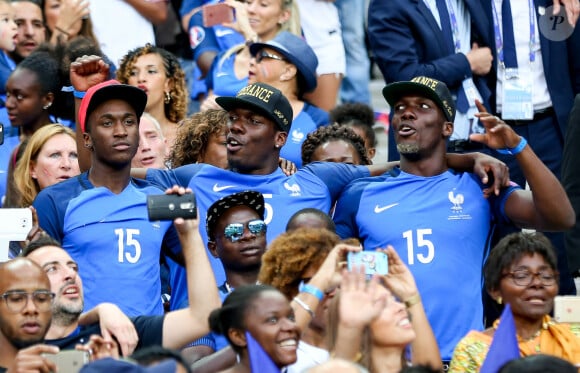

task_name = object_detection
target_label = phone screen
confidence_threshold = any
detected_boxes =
[202,3,234,27]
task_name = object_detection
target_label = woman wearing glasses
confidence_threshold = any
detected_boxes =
[247,31,328,168]
[449,232,580,372]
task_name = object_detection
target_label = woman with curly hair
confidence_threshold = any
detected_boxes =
[301,123,371,167]
[168,109,228,169]
[329,103,377,162]
[259,227,340,372]
[117,44,188,150]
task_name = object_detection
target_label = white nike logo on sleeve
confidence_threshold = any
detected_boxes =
[374,203,399,213]
[213,183,234,192]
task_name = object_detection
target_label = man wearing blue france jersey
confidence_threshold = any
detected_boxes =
[33,56,182,317]
[145,82,371,288]
[333,76,575,363]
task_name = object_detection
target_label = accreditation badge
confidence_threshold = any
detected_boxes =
[501,67,534,120]
[462,78,483,110]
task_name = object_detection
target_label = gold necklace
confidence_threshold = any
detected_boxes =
[517,329,541,354]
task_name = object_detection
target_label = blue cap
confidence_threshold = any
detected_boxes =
[250,32,319,93]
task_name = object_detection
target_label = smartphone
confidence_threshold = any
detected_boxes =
[0,208,32,241]
[554,296,580,323]
[347,251,389,277]
[147,193,197,221]
[202,3,234,27]
[0,123,4,146]
[42,350,89,373]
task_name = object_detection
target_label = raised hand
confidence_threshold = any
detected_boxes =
[470,100,522,150]
[70,55,110,92]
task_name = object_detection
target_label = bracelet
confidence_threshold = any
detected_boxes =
[54,26,70,37]
[73,90,86,99]
[292,297,314,318]
[404,293,421,309]
[299,281,324,301]
[496,137,527,156]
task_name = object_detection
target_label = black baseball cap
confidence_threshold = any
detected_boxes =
[382,76,456,123]
[206,191,265,241]
[216,83,293,132]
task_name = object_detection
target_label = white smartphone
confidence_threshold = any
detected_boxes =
[554,295,580,323]
[42,350,90,373]
[0,208,32,261]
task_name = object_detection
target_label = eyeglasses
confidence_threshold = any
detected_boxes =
[0,290,55,313]
[255,50,286,64]
[503,270,558,287]
[223,219,267,242]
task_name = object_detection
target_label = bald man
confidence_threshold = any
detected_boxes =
[0,258,59,372]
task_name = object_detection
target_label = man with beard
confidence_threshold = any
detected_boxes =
[332,76,574,365]
[23,200,220,357]
[0,258,59,372]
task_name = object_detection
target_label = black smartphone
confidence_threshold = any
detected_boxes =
[147,193,197,221]
[0,123,4,146]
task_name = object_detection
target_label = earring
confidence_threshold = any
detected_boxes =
[43,102,52,110]
[84,143,92,149]
[164,91,171,104]
[496,297,502,305]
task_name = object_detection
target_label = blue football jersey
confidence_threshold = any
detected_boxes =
[147,162,369,308]
[34,173,180,316]
[333,168,518,360]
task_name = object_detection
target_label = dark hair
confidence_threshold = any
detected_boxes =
[286,208,336,232]
[209,284,278,352]
[329,103,377,147]
[20,235,61,257]
[301,123,371,166]
[499,354,577,373]
[131,346,192,373]
[484,232,559,293]
[13,47,60,116]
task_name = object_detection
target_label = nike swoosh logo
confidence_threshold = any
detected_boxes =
[374,203,399,213]
[213,184,234,192]
[215,29,233,37]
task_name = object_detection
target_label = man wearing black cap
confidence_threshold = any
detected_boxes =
[185,190,268,361]
[333,76,574,364]
[33,56,185,317]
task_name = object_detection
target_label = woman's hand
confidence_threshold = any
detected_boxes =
[78,303,138,357]
[338,268,387,329]
[278,158,297,176]
[200,93,222,111]
[76,335,119,361]
[53,0,90,39]
[223,0,255,40]
[308,243,361,292]
[378,246,418,301]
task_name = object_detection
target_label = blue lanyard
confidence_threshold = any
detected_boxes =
[424,0,462,52]
[491,0,537,66]
[444,0,461,52]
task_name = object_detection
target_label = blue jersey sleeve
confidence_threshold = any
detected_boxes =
[146,164,204,189]
[303,103,330,127]
[188,12,220,61]
[490,183,521,224]
[333,180,369,240]
[33,183,75,242]
[304,162,370,202]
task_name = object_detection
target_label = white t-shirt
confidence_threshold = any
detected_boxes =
[286,341,329,373]
[89,0,156,66]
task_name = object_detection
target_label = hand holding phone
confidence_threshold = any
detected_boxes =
[42,350,89,373]
[202,3,234,27]
[147,193,197,221]
[347,251,389,278]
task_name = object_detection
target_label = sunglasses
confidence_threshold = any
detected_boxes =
[224,219,267,242]
[255,50,286,64]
